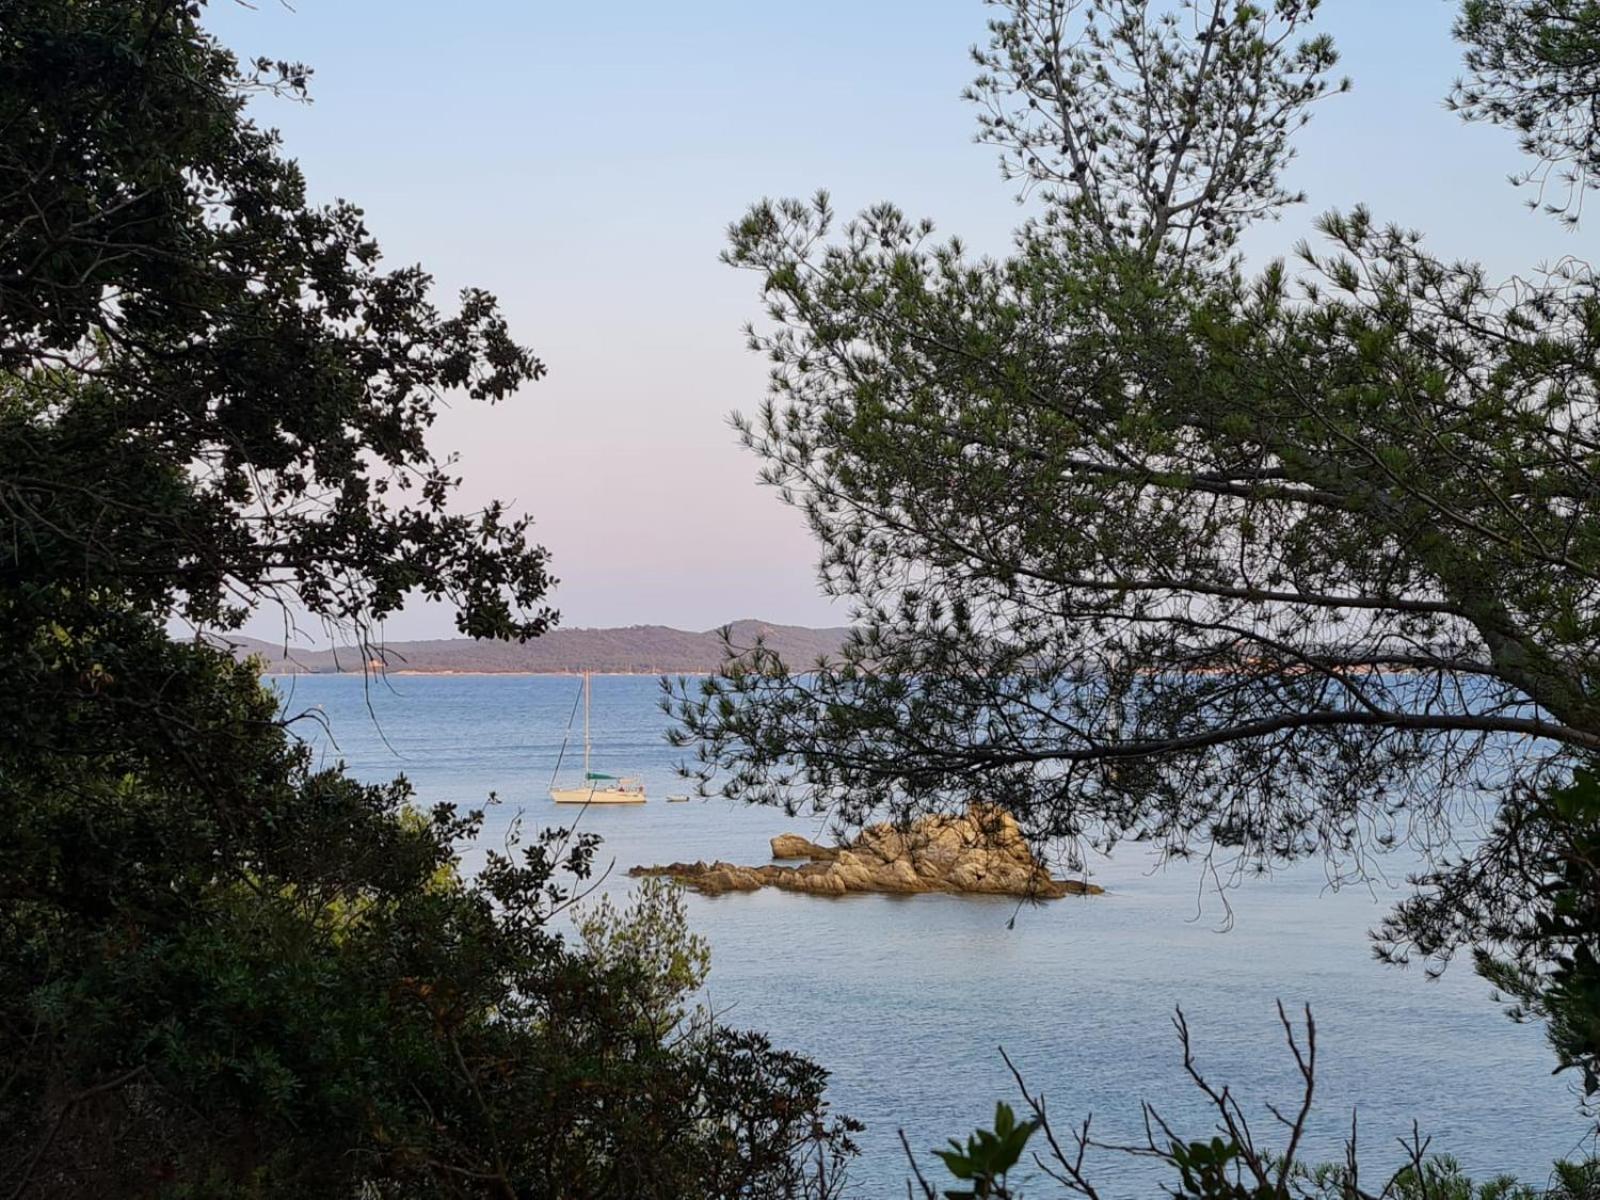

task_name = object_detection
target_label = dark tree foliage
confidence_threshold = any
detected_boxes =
[671,0,1600,896]
[667,0,1600,1112]
[3,689,859,1197]
[1379,767,1600,1110]
[1453,0,1600,224]
[966,0,1346,259]
[0,0,554,645]
[1,2,857,1195]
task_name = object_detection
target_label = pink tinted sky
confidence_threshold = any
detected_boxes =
[213,1,1569,641]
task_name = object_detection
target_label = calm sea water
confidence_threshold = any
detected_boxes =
[271,672,1590,1196]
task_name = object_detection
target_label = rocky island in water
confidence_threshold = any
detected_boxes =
[631,805,1102,899]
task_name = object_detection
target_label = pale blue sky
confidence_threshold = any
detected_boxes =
[214,1,1574,640]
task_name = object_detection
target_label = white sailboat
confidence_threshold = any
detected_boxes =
[549,672,645,804]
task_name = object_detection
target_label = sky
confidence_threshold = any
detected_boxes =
[210,0,1579,641]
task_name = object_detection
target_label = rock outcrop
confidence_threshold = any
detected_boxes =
[769,833,839,861]
[630,806,1102,899]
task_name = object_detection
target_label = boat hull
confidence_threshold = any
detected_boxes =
[550,786,646,805]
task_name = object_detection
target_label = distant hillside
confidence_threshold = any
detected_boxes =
[218,620,851,675]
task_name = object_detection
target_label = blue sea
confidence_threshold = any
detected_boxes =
[272,672,1591,1196]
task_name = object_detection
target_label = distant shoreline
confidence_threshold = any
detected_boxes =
[263,670,704,678]
[222,619,850,678]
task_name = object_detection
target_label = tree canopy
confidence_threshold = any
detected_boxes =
[0,2,856,1194]
[1,0,554,647]
[1453,0,1600,223]
[670,0,1600,1093]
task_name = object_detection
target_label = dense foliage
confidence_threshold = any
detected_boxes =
[666,0,1600,1163]
[1453,0,1600,223]
[672,0,1600,1053]
[675,0,1600,867]
[1,1,856,1194]
[0,0,554,646]
[1379,766,1600,1110]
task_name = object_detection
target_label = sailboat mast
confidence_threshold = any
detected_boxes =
[583,671,591,774]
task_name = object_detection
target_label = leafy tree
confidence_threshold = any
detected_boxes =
[1453,0,1600,223]
[576,875,714,1039]
[1379,767,1600,1111]
[667,0,1600,1137]
[671,0,1600,948]
[0,1,857,1194]
[0,0,554,648]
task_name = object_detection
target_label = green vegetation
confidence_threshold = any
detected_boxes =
[0,1,854,1194]
[673,0,1600,937]
[1452,0,1600,223]
[931,1103,1039,1200]
[663,0,1600,1191]
[1388,766,1600,1104]
[8,0,1600,1193]
[576,875,713,1039]
[915,1007,1600,1198]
